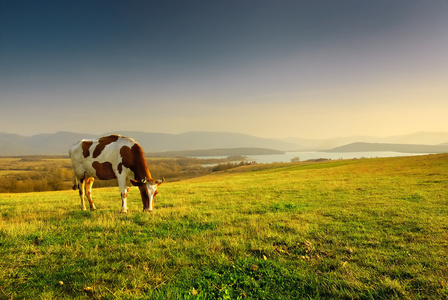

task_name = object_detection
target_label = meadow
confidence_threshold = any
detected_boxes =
[0,154,447,299]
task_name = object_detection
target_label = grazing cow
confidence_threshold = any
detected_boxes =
[69,135,164,213]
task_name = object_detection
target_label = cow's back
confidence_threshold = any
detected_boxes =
[69,135,137,180]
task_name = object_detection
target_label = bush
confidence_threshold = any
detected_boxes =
[212,161,258,172]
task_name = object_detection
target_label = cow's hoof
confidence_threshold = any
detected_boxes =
[143,209,153,213]
[82,207,87,211]
[90,207,97,211]
[120,209,128,214]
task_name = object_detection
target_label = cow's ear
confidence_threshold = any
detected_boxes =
[130,179,142,186]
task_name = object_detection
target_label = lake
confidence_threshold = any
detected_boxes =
[196,151,433,164]
[248,151,434,164]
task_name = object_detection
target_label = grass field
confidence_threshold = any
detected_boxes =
[1,154,447,299]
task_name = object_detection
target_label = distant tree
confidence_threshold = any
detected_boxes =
[290,157,300,163]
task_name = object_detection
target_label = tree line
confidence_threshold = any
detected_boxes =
[0,157,254,193]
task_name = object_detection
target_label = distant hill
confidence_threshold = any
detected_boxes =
[392,131,448,145]
[283,131,448,150]
[151,147,284,157]
[106,131,300,153]
[324,142,448,153]
[0,131,299,156]
[0,131,98,156]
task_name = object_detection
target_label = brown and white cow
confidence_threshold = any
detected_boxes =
[69,135,164,213]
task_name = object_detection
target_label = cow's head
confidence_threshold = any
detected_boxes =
[130,177,165,212]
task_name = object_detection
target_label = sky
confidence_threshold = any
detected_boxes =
[1,0,447,139]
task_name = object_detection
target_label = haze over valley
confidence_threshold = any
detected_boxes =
[1,130,448,156]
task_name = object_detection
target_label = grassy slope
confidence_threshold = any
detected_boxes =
[0,155,447,299]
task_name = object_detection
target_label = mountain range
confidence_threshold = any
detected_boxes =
[324,142,448,154]
[1,131,448,156]
[0,131,299,156]
[282,131,448,150]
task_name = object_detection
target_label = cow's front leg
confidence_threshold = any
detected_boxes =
[120,187,130,213]
[84,177,96,211]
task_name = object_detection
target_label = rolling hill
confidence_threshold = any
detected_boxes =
[1,155,447,298]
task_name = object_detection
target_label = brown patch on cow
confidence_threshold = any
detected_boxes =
[117,162,123,174]
[92,135,120,158]
[82,141,93,158]
[92,161,117,180]
[120,144,152,181]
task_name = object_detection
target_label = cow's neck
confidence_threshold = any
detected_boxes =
[131,146,151,181]
[134,165,152,181]
[120,143,153,181]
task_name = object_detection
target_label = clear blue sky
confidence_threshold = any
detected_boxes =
[1,0,447,138]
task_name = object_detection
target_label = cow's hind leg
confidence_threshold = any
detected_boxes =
[72,176,78,191]
[84,177,96,211]
[78,178,87,211]
[120,185,130,213]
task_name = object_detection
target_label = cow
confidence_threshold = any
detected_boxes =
[69,135,164,213]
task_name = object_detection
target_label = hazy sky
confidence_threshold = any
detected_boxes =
[1,1,447,139]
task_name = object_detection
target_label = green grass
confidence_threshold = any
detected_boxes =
[1,154,448,299]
